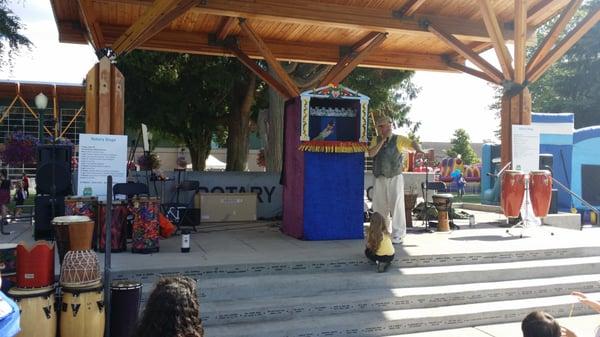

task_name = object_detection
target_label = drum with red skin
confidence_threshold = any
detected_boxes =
[501,170,525,217]
[529,170,553,217]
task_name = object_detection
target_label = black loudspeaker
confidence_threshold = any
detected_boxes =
[539,153,553,171]
[36,144,73,196]
[34,195,65,240]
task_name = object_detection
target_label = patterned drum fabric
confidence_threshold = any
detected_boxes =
[98,201,129,252]
[130,197,160,254]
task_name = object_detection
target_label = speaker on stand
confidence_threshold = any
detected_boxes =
[34,144,72,240]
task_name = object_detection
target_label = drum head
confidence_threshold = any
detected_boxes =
[53,215,91,224]
[0,243,17,249]
[111,280,142,290]
[62,280,103,293]
[432,193,453,199]
[8,285,55,297]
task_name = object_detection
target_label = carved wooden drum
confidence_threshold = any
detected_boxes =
[529,170,553,217]
[501,170,525,217]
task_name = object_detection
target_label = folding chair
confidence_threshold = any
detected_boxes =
[163,180,200,232]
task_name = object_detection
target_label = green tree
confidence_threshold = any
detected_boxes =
[118,51,259,171]
[529,0,600,128]
[446,129,480,165]
[0,0,31,69]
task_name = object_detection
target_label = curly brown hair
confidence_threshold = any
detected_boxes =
[367,212,387,252]
[132,276,204,337]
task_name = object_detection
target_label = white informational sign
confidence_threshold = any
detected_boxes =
[512,125,540,172]
[77,134,128,199]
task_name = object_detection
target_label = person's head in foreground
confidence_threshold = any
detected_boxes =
[522,311,564,337]
[132,276,204,337]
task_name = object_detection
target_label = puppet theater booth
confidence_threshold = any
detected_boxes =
[282,85,369,240]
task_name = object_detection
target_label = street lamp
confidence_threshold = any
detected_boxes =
[35,92,48,142]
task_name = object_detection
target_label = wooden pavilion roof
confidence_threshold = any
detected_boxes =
[0,81,85,102]
[50,0,571,72]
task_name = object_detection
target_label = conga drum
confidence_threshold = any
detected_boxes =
[53,215,94,263]
[432,194,453,232]
[60,282,105,337]
[97,200,129,252]
[110,281,142,337]
[130,197,160,254]
[501,170,526,217]
[16,241,55,288]
[8,285,57,337]
[0,243,17,274]
[65,196,98,248]
[529,170,553,217]
[59,250,101,288]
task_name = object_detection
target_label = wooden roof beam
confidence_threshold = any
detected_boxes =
[425,20,504,84]
[59,22,453,71]
[226,43,291,100]
[447,0,570,63]
[528,7,600,83]
[447,61,501,85]
[526,0,583,74]
[320,32,387,86]
[514,0,527,84]
[77,0,105,51]
[238,19,300,97]
[98,0,515,42]
[112,0,198,55]
[394,0,428,17]
[478,0,513,80]
[216,17,237,41]
[527,0,572,26]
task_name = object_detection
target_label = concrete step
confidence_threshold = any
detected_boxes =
[199,274,600,326]
[196,256,600,301]
[204,292,600,337]
[110,246,600,283]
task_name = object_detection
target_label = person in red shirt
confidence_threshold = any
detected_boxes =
[21,173,29,198]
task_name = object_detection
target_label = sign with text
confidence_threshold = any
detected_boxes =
[77,134,128,199]
[512,125,540,172]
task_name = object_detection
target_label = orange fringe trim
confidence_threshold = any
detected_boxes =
[298,141,368,153]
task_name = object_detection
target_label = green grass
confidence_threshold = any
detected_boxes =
[452,193,481,204]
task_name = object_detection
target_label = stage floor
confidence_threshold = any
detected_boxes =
[1,208,598,274]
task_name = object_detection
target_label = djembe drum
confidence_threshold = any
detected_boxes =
[0,243,17,274]
[97,200,129,252]
[8,285,57,337]
[404,193,418,228]
[110,281,142,337]
[529,170,553,217]
[130,197,160,254]
[16,241,55,288]
[60,282,105,337]
[432,194,453,232]
[53,215,94,264]
[501,170,526,217]
[59,250,101,288]
[65,196,98,248]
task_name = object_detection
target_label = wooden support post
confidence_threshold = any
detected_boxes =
[85,56,125,135]
[500,88,531,168]
[514,0,527,84]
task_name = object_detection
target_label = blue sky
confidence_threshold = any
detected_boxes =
[0,0,499,143]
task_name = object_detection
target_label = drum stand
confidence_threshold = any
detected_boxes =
[506,174,554,238]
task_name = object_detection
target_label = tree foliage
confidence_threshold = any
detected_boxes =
[118,51,256,171]
[0,0,31,69]
[344,68,419,127]
[446,128,480,165]
[529,0,600,128]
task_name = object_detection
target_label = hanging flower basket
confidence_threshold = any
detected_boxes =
[137,152,161,170]
[0,132,38,166]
